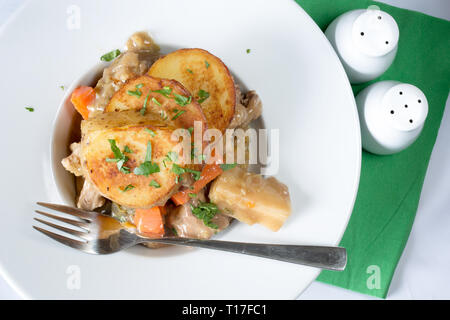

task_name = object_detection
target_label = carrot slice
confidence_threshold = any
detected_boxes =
[171,164,223,205]
[70,86,95,120]
[134,206,165,237]
[159,205,167,216]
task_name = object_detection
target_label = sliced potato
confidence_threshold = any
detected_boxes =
[106,75,207,134]
[209,167,291,231]
[148,48,236,132]
[82,109,167,136]
[80,111,185,209]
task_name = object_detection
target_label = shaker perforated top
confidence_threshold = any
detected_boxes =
[352,10,399,57]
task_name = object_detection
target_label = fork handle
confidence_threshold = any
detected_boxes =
[140,237,347,271]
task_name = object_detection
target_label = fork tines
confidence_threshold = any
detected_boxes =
[33,202,94,251]
[36,202,95,220]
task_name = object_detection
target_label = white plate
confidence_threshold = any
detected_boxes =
[0,0,360,299]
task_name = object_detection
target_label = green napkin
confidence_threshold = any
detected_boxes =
[295,0,450,298]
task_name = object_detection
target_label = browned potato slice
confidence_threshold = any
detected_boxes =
[209,167,291,231]
[148,48,236,132]
[106,75,207,134]
[80,111,184,209]
[82,109,167,135]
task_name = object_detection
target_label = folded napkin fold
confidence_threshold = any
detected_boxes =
[295,0,450,298]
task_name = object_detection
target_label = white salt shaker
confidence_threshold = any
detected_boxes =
[325,8,399,84]
[356,80,428,155]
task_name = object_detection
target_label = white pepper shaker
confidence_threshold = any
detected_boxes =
[356,80,428,155]
[325,8,399,84]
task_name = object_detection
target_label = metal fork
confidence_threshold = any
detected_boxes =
[33,202,347,271]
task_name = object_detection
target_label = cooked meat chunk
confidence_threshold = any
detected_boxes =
[126,31,160,52]
[167,190,231,239]
[62,142,105,210]
[90,32,161,115]
[228,86,262,129]
[168,204,231,239]
[77,179,105,211]
[61,142,83,177]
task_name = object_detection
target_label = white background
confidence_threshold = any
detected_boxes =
[1,0,449,299]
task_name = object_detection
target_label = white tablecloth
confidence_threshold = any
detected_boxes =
[1,0,449,300]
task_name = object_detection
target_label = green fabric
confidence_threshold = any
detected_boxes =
[295,0,450,298]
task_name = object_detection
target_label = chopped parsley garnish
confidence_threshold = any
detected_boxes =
[187,68,193,74]
[171,163,185,184]
[197,89,210,103]
[140,93,150,115]
[128,90,142,97]
[151,86,191,107]
[120,184,135,192]
[246,49,251,54]
[108,139,123,159]
[187,127,194,135]
[106,139,130,174]
[149,180,160,188]
[127,84,143,97]
[172,227,178,236]
[171,109,186,120]
[160,110,168,120]
[133,141,160,176]
[123,146,133,153]
[145,128,156,136]
[165,151,178,163]
[191,202,219,229]
[191,144,197,161]
[185,168,201,180]
[105,153,119,162]
[152,97,161,106]
[120,165,131,174]
[188,193,197,198]
[205,60,210,69]
[173,93,192,107]
[145,141,152,162]
[25,107,34,112]
[100,49,121,62]
[170,164,200,181]
[60,85,65,90]
[171,163,185,176]
[152,86,172,97]
[220,163,237,171]
[134,161,159,176]
[190,143,204,162]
